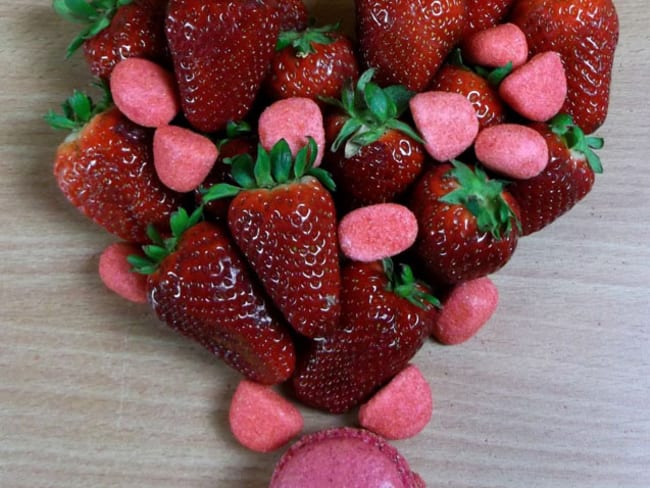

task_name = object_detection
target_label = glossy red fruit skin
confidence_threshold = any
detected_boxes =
[83,0,170,80]
[323,115,425,210]
[53,107,181,243]
[291,261,438,414]
[431,64,508,130]
[463,0,516,37]
[270,0,309,31]
[148,222,296,385]
[165,0,281,133]
[356,0,467,91]
[508,122,595,236]
[508,0,619,134]
[410,163,520,285]
[265,33,359,104]
[228,177,341,338]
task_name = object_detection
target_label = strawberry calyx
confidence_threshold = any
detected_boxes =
[201,137,336,202]
[276,22,340,56]
[44,81,112,134]
[127,206,203,275]
[216,120,252,150]
[382,258,441,310]
[322,68,424,158]
[450,48,512,86]
[439,160,520,239]
[53,0,134,58]
[549,114,604,174]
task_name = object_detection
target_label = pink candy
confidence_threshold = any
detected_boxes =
[462,23,529,69]
[359,364,433,440]
[110,58,180,128]
[153,125,218,193]
[410,91,479,162]
[499,51,568,122]
[229,379,303,453]
[258,97,326,167]
[98,242,148,304]
[338,203,418,262]
[475,123,549,179]
[432,276,499,345]
[270,427,424,488]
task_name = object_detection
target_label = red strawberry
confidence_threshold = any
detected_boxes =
[508,0,619,134]
[270,0,309,31]
[508,114,603,235]
[265,23,359,104]
[322,70,425,209]
[46,88,181,243]
[431,50,511,130]
[203,138,341,339]
[129,209,296,384]
[165,0,281,133]
[291,259,439,414]
[194,121,257,221]
[54,0,170,80]
[464,0,516,37]
[355,0,467,92]
[410,161,521,284]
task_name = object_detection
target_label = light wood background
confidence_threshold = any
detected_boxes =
[1,1,648,486]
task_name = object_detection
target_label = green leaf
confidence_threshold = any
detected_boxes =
[202,183,242,202]
[487,62,513,86]
[331,117,362,152]
[293,143,309,179]
[364,81,390,121]
[170,208,189,238]
[231,154,256,189]
[270,139,293,184]
[63,0,98,20]
[143,244,169,262]
[43,111,78,130]
[254,145,275,187]
[146,224,163,246]
[306,167,336,192]
[586,136,604,150]
[383,85,414,117]
[384,119,425,144]
[586,149,604,174]
[550,113,575,136]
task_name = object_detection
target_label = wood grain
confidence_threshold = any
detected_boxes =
[1,1,649,487]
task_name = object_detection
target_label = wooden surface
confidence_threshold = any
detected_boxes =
[1,1,649,487]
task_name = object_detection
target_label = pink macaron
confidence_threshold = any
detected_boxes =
[269,427,424,488]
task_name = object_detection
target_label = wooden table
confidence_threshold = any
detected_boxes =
[1,1,648,486]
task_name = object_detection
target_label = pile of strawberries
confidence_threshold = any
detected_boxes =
[48,0,619,462]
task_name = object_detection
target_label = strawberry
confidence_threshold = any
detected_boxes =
[128,208,296,384]
[291,259,439,414]
[194,121,257,221]
[464,0,516,37]
[53,0,169,80]
[165,0,281,133]
[270,0,309,32]
[410,160,521,285]
[508,0,619,134]
[322,70,425,210]
[355,0,467,92]
[508,114,604,235]
[431,50,511,130]
[265,23,359,104]
[45,87,181,243]
[202,138,341,339]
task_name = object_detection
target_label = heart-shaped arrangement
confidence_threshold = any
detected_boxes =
[47,0,619,485]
